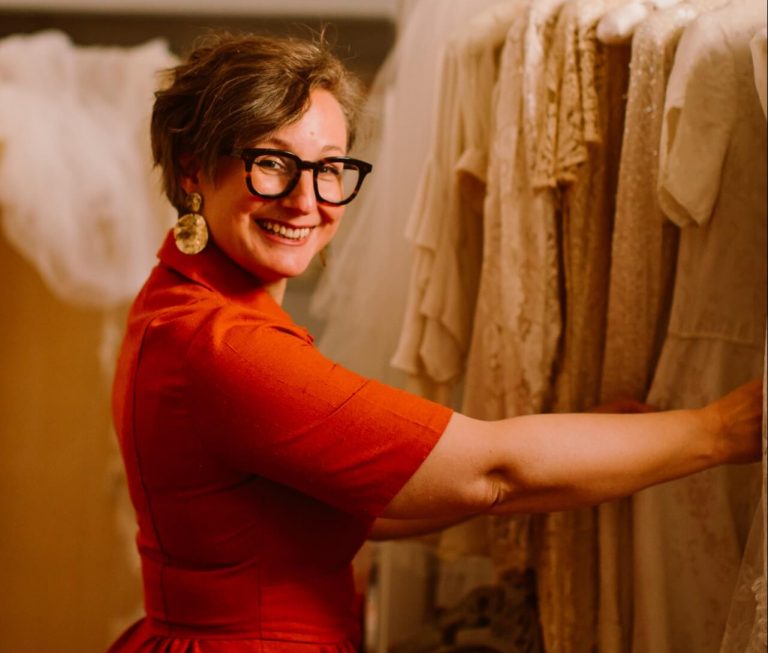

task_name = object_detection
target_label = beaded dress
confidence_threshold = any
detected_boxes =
[632,3,767,651]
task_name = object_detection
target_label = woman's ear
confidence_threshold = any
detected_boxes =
[178,154,202,194]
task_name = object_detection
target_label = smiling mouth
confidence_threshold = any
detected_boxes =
[256,219,313,241]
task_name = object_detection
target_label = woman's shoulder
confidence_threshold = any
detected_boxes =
[126,262,310,351]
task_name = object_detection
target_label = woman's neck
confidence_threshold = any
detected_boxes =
[264,278,287,305]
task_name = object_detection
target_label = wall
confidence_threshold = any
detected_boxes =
[0,0,398,17]
[0,9,394,86]
[0,232,140,652]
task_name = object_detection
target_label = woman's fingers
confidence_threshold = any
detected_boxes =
[706,378,763,465]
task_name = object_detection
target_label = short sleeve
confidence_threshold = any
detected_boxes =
[185,306,453,519]
[658,15,735,227]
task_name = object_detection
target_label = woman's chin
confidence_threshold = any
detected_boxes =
[252,259,314,284]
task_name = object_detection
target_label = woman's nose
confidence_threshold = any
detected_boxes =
[282,169,317,214]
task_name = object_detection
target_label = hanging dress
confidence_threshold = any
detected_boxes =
[632,2,767,651]
[311,0,501,388]
[596,3,729,649]
[718,23,768,653]
[390,1,524,407]
[524,1,631,650]
[460,3,567,638]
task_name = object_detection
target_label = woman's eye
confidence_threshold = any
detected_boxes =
[318,163,343,177]
[255,157,289,173]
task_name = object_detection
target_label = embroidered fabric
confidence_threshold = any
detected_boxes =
[461,1,567,599]
[545,0,629,415]
[528,3,630,652]
[464,0,564,444]
[0,30,176,310]
[633,3,767,651]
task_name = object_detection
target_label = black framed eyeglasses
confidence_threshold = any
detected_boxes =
[227,147,373,206]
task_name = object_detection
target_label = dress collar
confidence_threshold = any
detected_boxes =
[156,230,295,324]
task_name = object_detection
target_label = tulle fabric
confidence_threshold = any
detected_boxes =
[0,30,175,310]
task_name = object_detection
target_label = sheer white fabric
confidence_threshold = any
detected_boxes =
[719,469,768,652]
[310,0,501,388]
[632,3,767,651]
[0,31,176,310]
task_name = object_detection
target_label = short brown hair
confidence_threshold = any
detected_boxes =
[151,31,365,212]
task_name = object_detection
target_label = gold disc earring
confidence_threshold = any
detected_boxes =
[173,192,209,255]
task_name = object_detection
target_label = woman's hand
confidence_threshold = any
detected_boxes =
[702,378,763,465]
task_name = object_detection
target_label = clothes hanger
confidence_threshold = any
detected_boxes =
[597,0,684,45]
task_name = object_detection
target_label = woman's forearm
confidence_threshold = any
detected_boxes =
[488,407,717,513]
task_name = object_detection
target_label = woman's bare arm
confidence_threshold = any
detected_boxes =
[369,398,652,540]
[382,379,762,519]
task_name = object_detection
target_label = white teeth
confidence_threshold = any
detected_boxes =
[258,221,312,241]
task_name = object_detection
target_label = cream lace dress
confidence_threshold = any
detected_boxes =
[529,2,630,651]
[460,0,567,592]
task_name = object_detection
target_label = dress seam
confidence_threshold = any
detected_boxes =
[130,318,172,631]
[664,329,763,347]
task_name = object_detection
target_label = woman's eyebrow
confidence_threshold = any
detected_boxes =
[257,136,346,156]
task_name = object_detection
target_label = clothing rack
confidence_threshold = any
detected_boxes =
[314,1,768,651]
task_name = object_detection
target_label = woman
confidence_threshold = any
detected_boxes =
[108,32,762,652]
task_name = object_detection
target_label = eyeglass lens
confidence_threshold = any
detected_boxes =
[251,152,362,204]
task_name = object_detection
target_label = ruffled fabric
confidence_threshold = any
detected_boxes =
[0,30,175,310]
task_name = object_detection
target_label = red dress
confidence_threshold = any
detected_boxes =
[108,232,452,652]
